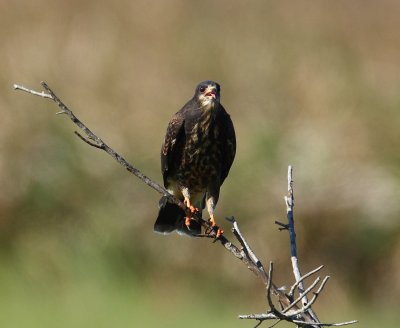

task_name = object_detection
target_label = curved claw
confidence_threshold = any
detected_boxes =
[206,215,224,238]
[215,227,223,238]
[184,198,199,230]
[184,198,199,213]
[206,226,223,241]
[189,205,199,213]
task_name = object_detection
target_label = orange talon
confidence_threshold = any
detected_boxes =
[209,215,223,238]
[184,198,199,230]
[216,228,223,238]
[184,198,199,213]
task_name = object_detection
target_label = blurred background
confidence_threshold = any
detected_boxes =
[1,0,399,327]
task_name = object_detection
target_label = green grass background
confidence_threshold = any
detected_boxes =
[1,1,400,327]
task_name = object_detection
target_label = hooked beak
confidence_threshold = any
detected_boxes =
[205,89,217,99]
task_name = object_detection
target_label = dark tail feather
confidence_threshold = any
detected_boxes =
[154,196,201,236]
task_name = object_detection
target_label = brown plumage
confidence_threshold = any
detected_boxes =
[154,81,236,236]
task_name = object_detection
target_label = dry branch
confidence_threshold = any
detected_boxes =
[238,167,357,327]
[285,166,319,322]
[14,82,357,328]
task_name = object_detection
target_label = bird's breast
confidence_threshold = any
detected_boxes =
[187,110,216,156]
[176,110,222,191]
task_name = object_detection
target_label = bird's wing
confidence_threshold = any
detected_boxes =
[219,107,236,185]
[161,109,185,186]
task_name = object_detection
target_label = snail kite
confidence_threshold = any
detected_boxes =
[154,80,236,237]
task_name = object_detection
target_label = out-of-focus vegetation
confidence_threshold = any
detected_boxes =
[1,0,400,327]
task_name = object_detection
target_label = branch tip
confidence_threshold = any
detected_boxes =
[266,261,274,310]
[275,220,289,230]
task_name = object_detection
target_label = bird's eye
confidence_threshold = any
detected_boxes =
[199,86,206,93]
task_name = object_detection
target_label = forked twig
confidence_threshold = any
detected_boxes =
[237,167,357,327]
[288,265,324,298]
[283,277,321,314]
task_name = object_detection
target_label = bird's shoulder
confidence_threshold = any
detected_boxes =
[162,111,184,155]
[164,98,196,135]
[216,104,235,132]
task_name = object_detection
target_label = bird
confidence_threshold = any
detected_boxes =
[154,80,236,237]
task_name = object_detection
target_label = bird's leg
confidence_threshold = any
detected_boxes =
[206,196,223,238]
[182,188,198,228]
[184,197,197,213]
[183,197,197,227]
[209,214,217,227]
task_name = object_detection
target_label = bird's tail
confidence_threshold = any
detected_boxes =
[154,196,202,236]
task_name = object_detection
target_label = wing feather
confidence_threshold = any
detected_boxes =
[219,106,236,185]
[161,110,185,186]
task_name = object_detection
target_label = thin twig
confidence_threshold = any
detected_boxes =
[288,265,324,298]
[284,277,321,314]
[254,320,264,328]
[266,262,275,311]
[275,220,288,231]
[74,131,104,149]
[240,315,357,327]
[231,216,266,274]
[289,276,330,317]
[13,84,52,99]
[267,320,281,328]
[264,262,293,322]
[292,320,358,327]
[239,313,279,320]
[285,166,302,290]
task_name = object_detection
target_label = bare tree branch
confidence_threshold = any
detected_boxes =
[13,81,295,309]
[14,83,288,287]
[238,167,357,327]
[284,165,320,323]
[14,82,357,328]
[285,166,305,299]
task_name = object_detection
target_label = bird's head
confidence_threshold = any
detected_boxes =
[195,81,221,108]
